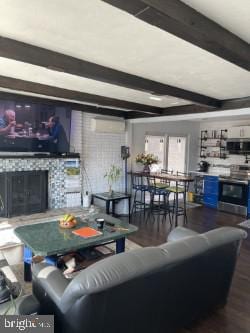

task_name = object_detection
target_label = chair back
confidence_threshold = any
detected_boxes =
[132,173,143,188]
[161,169,173,175]
[176,171,190,176]
[160,169,173,186]
[176,171,190,191]
[146,175,156,188]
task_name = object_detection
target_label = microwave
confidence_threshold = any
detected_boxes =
[226,139,250,154]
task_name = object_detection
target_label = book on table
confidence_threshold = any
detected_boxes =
[94,245,113,255]
[72,227,102,238]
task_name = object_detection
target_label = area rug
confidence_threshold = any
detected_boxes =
[0,222,22,249]
[238,219,250,229]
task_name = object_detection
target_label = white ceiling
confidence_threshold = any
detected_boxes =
[129,108,250,123]
[181,0,250,43]
[0,87,133,112]
[0,58,189,108]
[0,0,249,111]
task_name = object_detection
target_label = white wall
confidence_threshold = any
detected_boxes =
[70,110,126,196]
[130,120,200,172]
[71,112,250,194]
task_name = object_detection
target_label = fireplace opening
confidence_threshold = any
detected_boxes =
[0,171,48,217]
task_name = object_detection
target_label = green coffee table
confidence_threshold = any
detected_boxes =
[14,213,138,281]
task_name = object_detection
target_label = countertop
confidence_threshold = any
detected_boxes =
[190,171,227,177]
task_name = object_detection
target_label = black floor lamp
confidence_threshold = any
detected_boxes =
[121,146,130,194]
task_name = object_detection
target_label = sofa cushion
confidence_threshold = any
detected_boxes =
[167,227,199,242]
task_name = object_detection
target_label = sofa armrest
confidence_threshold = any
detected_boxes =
[0,295,40,315]
[16,295,40,315]
[167,227,199,243]
[32,263,70,306]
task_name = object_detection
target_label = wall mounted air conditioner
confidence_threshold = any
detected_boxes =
[91,118,126,133]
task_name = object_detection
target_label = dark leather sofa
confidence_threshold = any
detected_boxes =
[2,226,246,333]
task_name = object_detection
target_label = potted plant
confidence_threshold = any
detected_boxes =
[135,153,159,173]
[104,165,122,196]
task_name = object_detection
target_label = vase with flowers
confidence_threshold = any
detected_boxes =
[135,153,159,173]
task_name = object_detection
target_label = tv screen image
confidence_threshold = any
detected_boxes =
[0,100,71,153]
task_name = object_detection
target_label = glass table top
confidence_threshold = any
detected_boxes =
[14,213,138,256]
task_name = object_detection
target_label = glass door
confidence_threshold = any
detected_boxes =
[145,135,165,172]
[166,136,187,173]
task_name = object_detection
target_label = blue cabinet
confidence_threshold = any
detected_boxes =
[247,184,250,217]
[203,176,219,208]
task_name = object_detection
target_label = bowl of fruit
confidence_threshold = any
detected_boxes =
[59,214,77,229]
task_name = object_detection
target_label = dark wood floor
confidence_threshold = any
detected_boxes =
[127,207,250,333]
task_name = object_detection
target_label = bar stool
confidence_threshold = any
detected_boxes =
[147,175,172,225]
[168,171,190,224]
[131,173,149,214]
[156,169,173,189]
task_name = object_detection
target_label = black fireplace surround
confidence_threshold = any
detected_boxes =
[0,171,48,217]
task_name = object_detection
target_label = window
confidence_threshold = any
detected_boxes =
[167,136,187,173]
[145,135,165,172]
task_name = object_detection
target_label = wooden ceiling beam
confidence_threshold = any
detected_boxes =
[1,88,249,120]
[0,36,220,107]
[221,97,250,110]
[126,96,250,118]
[0,75,162,115]
[0,90,127,118]
[103,0,250,71]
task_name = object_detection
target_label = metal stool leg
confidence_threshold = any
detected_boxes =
[143,190,146,213]
[131,189,137,214]
[183,189,188,224]
[163,193,172,227]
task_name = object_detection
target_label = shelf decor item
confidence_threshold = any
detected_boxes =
[199,129,227,159]
[135,153,159,173]
[104,165,122,196]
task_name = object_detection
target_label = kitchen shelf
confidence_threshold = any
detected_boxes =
[200,129,228,159]
[199,137,227,140]
[205,156,227,159]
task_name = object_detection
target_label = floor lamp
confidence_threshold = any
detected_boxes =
[121,146,130,194]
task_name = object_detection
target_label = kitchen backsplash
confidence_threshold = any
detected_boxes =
[203,155,250,174]
[199,119,250,174]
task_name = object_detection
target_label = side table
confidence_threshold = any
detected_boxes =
[91,192,131,223]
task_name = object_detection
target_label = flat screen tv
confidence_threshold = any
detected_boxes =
[0,99,71,154]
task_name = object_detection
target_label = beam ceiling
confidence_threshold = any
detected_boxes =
[1,87,249,120]
[0,75,162,115]
[0,90,127,118]
[0,36,220,107]
[102,0,250,71]
[126,96,250,118]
